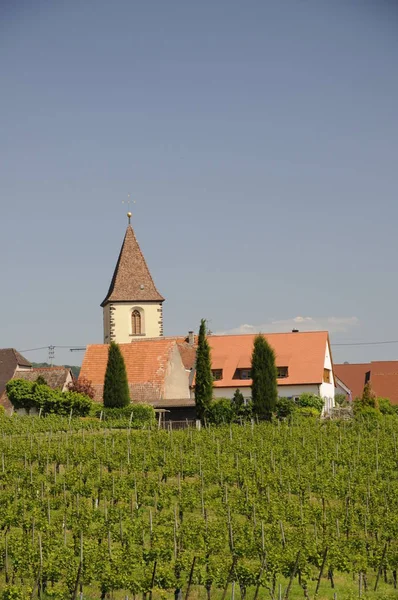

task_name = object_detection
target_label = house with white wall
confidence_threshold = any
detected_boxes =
[206,331,335,412]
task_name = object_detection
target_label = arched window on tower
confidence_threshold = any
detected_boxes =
[131,309,142,335]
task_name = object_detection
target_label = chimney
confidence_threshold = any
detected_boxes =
[292,328,299,333]
[188,331,195,345]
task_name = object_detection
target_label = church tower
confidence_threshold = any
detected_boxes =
[101,215,164,343]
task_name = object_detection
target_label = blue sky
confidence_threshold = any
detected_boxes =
[1,0,398,366]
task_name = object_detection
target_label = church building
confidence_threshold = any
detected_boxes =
[101,213,164,343]
[79,214,337,417]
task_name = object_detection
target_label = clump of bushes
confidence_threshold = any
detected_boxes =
[91,404,155,427]
[6,379,92,417]
[275,394,324,420]
[207,390,252,424]
[352,383,398,421]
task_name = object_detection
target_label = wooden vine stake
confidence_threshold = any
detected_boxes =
[283,551,300,600]
[314,546,328,597]
[374,542,388,592]
[184,557,196,600]
[148,561,157,600]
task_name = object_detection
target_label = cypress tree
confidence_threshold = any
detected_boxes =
[251,334,277,420]
[194,319,213,422]
[103,342,131,408]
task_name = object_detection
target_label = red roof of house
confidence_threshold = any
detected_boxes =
[101,225,164,306]
[335,361,398,404]
[80,339,178,402]
[208,331,330,387]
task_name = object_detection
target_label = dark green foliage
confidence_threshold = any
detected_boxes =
[296,393,324,413]
[103,342,131,408]
[231,388,244,411]
[207,398,235,424]
[275,397,297,420]
[251,335,277,420]
[361,382,376,408]
[6,379,92,416]
[334,393,347,407]
[194,319,213,422]
[35,375,47,386]
[91,404,155,426]
[378,398,395,415]
[207,396,252,424]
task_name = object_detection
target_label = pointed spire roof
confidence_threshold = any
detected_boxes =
[101,225,164,306]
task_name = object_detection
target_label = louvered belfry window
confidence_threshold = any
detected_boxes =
[132,310,142,335]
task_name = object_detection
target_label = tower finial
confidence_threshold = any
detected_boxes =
[122,193,135,226]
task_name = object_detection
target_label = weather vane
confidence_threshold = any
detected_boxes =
[122,193,136,224]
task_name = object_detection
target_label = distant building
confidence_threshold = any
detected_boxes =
[101,220,164,344]
[207,331,335,411]
[0,349,73,414]
[80,338,195,421]
[0,349,32,411]
[335,361,398,404]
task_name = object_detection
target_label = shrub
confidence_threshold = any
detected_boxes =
[6,379,92,417]
[231,389,244,411]
[296,393,324,413]
[67,376,96,399]
[35,374,48,386]
[354,405,382,422]
[207,398,235,424]
[276,397,297,420]
[92,404,155,427]
[378,397,394,415]
[334,393,347,407]
[361,382,376,408]
[296,407,320,418]
[2,585,26,600]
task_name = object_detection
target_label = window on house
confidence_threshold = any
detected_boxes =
[323,368,331,384]
[239,369,251,380]
[212,369,223,381]
[131,310,142,335]
[277,366,289,378]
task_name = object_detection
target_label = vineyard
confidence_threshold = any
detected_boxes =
[1,417,398,599]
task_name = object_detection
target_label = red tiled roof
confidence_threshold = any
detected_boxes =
[208,331,329,388]
[335,361,398,404]
[80,340,177,402]
[334,363,369,400]
[101,225,164,306]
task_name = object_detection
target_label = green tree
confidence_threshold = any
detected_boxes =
[361,382,376,408]
[194,319,213,422]
[251,334,277,419]
[231,388,244,411]
[103,342,131,408]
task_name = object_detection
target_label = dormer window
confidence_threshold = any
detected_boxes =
[277,366,288,379]
[234,368,251,380]
[212,369,223,381]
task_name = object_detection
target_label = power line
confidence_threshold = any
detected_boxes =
[18,346,49,353]
[331,340,398,347]
[18,345,86,352]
